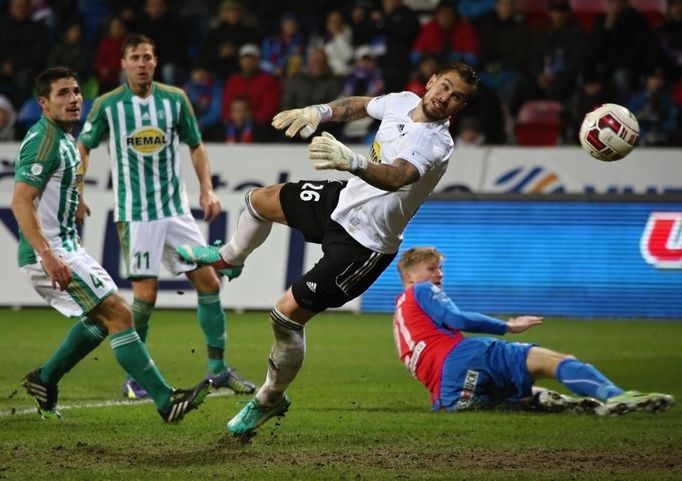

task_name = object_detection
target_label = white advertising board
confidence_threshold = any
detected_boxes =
[7,143,680,195]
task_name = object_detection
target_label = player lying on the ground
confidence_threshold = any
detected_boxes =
[393,247,675,415]
[12,67,210,422]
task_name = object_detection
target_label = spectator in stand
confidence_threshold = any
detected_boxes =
[110,0,139,32]
[588,0,651,102]
[317,9,354,77]
[0,94,16,141]
[261,12,307,78]
[411,1,479,68]
[48,21,90,82]
[626,68,679,146]
[135,0,189,86]
[196,0,261,82]
[248,1,327,41]
[76,0,111,46]
[405,55,441,97]
[476,0,529,114]
[525,0,587,103]
[349,0,381,48]
[281,48,343,141]
[224,96,271,143]
[0,0,48,108]
[95,16,127,93]
[454,117,485,147]
[340,46,385,99]
[339,45,385,143]
[184,64,224,141]
[654,0,682,80]
[373,0,421,93]
[565,69,615,143]
[222,44,281,128]
[175,0,213,62]
[457,0,496,22]
[282,48,343,111]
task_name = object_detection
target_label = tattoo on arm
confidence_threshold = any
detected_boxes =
[328,97,372,122]
[358,158,420,192]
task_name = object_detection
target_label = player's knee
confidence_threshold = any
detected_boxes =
[189,266,220,291]
[132,278,159,304]
[275,289,317,324]
[249,184,285,223]
[94,293,134,333]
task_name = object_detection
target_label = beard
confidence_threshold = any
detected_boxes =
[420,100,447,122]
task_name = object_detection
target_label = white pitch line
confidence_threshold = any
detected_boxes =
[0,390,235,418]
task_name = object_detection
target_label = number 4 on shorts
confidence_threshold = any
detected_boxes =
[90,273,104,289]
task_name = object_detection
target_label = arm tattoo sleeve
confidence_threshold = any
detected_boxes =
[328,97,371,122]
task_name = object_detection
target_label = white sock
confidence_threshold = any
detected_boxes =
[219,189,272,265]
[255,308,305,407]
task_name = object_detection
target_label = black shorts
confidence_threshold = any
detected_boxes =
[280,180,396,312]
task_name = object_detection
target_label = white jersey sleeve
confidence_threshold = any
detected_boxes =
[366,94,390,120]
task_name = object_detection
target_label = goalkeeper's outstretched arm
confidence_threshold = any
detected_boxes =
[272,97,372,138]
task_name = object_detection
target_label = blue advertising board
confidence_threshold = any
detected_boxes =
[362,198,682,319]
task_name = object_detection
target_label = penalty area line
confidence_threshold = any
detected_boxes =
[0,389,234,418]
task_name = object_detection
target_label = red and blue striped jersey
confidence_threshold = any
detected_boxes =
[393,282,508,403]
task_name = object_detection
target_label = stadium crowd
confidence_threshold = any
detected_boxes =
[0,0,680,146]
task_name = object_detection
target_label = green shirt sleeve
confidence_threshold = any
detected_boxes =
[177,90,202,147]
[15,128,60,190]
[77,97,109,149]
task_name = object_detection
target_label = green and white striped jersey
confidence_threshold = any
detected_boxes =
[15,116,82,267]
[78,82,202,222]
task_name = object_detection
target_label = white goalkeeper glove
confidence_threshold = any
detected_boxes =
[271,104,332,138]
[308,131,368,173]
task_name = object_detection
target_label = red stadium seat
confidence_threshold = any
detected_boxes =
[516,0,550,29]
[569,0,607,32]
[630,0,666,28]
[515,100,564,146]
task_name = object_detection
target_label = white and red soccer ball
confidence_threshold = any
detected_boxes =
[579,103,639,161]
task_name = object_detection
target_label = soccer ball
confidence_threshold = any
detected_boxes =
[579,103,639,161]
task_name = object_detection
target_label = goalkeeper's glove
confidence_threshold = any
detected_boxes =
[271,104,332,138]
[308,131,368,173]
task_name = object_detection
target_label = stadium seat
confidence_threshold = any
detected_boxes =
[16,99,42,130]
[514,100,564,146]
[569,0,607,32]
[516,0,550,29]
[630,0,666,28]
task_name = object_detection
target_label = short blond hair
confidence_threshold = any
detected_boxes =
[397,247,444,279]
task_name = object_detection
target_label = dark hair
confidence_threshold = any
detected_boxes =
[35,67,78,98]
[121,34,156,58]
[437,63,479,93]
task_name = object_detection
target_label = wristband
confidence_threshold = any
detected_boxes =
[350,153,368,174]
[313,104,333,122]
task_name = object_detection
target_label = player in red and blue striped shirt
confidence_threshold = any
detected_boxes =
[393,247,674,415]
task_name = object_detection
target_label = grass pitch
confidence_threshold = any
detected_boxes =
[0,308,680,481]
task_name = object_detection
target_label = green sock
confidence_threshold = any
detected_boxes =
[197,291,227,374]
[132,298,154,343]
[40,317,107,385]
[110,328,173,412]
[207,347,226,375]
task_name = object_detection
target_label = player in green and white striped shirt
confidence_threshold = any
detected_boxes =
[78,35,254,399]
[13,67,210,422]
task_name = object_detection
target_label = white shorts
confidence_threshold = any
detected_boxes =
[20,247,117,318]
[117,213,208,278]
